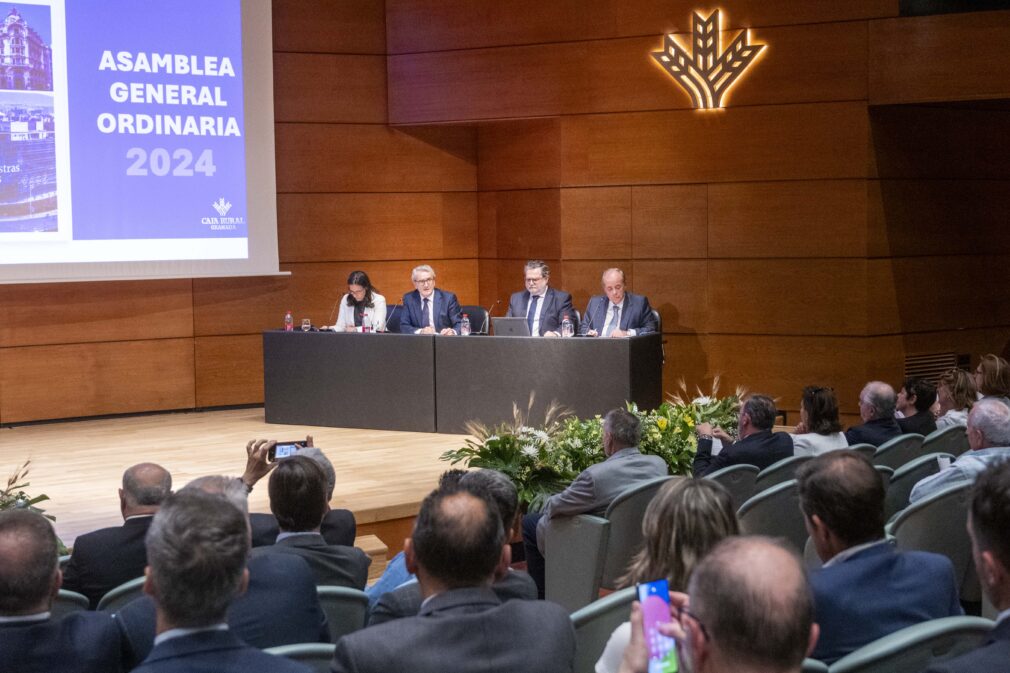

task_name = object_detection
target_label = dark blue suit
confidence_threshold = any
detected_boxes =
[116,553,329,668]
[810,542,963,664]
[923,618,1010,673]
[61,515,152,609]
[0,611,127,673]
[692,430,793,477]
[133,629,310,673]
[399,288,462,334]
[579,292,658,335]
[506,287,574,336]
[844,417,903,447]
[250,510,356,548]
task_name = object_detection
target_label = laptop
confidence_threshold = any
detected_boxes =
[492,317,531,337]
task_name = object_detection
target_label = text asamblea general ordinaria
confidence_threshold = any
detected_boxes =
[97,51,241,137]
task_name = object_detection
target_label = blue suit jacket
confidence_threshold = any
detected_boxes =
[399,288,462,334]
[844,417,903,447]
[579,292,658,335]
[61,515,152,609]
[116,553,329,667]
[810,542,963,664]
[692,430,794,477]
[0,611,127,673]
[923,618,1010,673]
[506,287,574,336]
[133,629,310,673]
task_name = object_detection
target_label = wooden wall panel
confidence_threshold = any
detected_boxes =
[0,280,193,348]
[272,0,386,55]
[478,120,562,191]
[386,0,896,54]
[389,23,866,123]
[867,180,1010,257]
[278,192,478,263]
[560,188,631,259]
[707,260,868,336]
[562,103,870,187]
[480,259,565,311]
[275,124,476,193]
[894,327,1010,364]
[274,54,386,124]
[708,181,868,258]
[0,339,195,424]
[630,261,708,333]
[195,335,264,407]
[479,190,561,261]
[631,185,708,259]
[870,11,1010,105]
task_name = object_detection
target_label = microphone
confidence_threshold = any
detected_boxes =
[481,299,501,335]
[383,304,399,333]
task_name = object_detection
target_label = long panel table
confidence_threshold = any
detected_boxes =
[263,331,663,433]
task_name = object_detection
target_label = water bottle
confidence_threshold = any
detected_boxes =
[561,314,574,338]
[284,309,293,332]
[460,313,471,336]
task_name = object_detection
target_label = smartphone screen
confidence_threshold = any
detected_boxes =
[637,579,678,673]
[268,441,305,462]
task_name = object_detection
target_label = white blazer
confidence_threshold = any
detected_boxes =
[334,292,387,332]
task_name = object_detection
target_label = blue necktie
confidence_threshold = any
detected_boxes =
[421,298,430,328]
[527,295,540,335]
[603,304,620,337]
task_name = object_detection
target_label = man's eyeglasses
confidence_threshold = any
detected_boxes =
[414,277,435,285]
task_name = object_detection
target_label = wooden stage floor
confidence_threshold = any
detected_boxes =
[0,408,468,550]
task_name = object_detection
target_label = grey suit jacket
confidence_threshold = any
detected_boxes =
[331,587,575,673]
[367,569,537,626]
[536,446,668,552]
[250,533,370,589]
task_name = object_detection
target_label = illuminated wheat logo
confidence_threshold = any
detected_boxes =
[651,10,765,109]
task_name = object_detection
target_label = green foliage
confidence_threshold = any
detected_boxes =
[0,460,52,517]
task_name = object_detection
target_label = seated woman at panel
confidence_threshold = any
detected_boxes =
[935,368,976,430]
[974,353,1010,407]
[325,270,387,332]
[791,385,848,456]
[595,478,739,673]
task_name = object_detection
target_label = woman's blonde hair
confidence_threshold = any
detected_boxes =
[618,477,739,590]
[977,354,1010,398]
[938,367,976,411]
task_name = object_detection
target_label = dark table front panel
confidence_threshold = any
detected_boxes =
[263,331,436,432]
[434,334,663,433]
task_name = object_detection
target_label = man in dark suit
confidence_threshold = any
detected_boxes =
[331,483,575,673]
[505,259,574,337]
[62,462,172,608]
[798,451,962,664]
[399,264,462,335]
[116,475,329,666]
[580,268,658,337]
[692,394,793,477]
[251,456,370,588]
[844,381,904,446]
[131,489,310,673]
[896,376,939,437]
[523,408,668,598]
[0,509,127,673]
[368,469,536,625]
[924,461,1010,673]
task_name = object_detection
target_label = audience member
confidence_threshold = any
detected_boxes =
[399,264,462,335]
[368,469,536,625]
[580,268,658,337]
[935,368,976,430]
[844,381,903,447]
[692,394,793,476]
[505,259,575,337]
[791,386,848,457]
[251,455,369,588]
[798,451,961,663]
[896,376,938,436]
[522,408,668,598]
[241,439,356,547]
[910,398,1010,503]
[974,354,1010,406]
[62,462,171,608]
[617,536,817,673]
[115,475,329,666]
[331,484,575,673]
[595,478,739,673]
[923,461,1010,673]
[0,509,126,673]
[130,490,310,673]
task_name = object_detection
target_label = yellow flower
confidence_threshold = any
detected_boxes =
[656,417,668,431]
[684,416,695,428]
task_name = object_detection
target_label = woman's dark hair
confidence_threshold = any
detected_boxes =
[802,386,843,435]
[344,270,377,308]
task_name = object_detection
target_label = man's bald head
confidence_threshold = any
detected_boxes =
[0,510,59,616]
[121,463,172,509]
[859,381,896,421]
[689,536,814,672]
